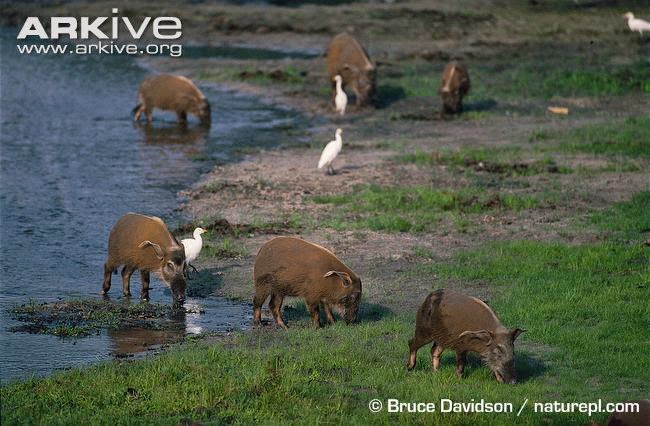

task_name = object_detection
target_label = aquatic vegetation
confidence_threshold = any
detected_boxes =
[9,299,195,337]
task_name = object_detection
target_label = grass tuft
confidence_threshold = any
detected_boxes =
[312,185,542,232]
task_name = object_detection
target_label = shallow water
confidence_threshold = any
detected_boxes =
[0,31,310,383]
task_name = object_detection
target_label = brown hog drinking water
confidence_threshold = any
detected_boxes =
[133,74,211,126]
[101,213,187,307]
[326,33,376,108]
[407,289,525,384]
[439,61,471,114]
[253,237,362,328]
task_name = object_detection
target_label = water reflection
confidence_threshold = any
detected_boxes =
[108,326,185,357]
[134,122,210,146]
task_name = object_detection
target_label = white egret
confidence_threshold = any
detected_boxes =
[181,227,207,277]
[334,75,347,116]
[318,128,343,175]
[624,12,650,35]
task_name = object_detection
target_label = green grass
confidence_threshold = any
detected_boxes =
[399,148,571,176]
[202,237,248,259]
[386,60,650,102]
[3,195,648,424]
[312,185,542,232]
[590,191,650,241]
[555,116,650,158]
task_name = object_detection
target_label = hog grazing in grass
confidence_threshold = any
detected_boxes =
[133,74,211,126]
[407,289,525,384]
[326,33,376,108]
[439,61,470,114]
[101,213,187,307]
[253,236,362,328]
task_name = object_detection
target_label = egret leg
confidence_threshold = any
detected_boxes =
[185,263,199,280]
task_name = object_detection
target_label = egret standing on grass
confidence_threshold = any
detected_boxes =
[181,227,207,277]
[318,128,343,175]
[624,12,650,36]
[334,75,347,116]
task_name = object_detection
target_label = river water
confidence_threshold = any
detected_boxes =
[0,31,310,383]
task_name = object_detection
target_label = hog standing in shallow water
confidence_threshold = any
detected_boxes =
[439,61,470,114]
[102,213,187,307]
[326,33,376,108]
[133,74,211,126]
[253,236,362,328]
[407,289,524,384]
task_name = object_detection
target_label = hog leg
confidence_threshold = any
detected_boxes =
[352,81,362,107]
[176,110,187,124]
[101,262,114,295]
[307,302,322,327]
[432,344,444,371]
[269,294,287,329]
[121,265,135,297]
[145,107,153,123]
[322,303,336,325]
[133,105,145,122]
[407,332,434,370]
[455,351,467,378]
[330,79,337,106]
[252,285,271,327]
[140,270,150,301]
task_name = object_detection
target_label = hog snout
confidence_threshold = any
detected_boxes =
[199,103,211,126]
[343,304,359,324]
[493,362,517,385]
[170,276,187,308]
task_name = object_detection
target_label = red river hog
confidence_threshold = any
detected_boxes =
[407,289,525,384]
[439,61,470,114]
[253,236,362,328]
[102,213,187,307]
[326,33,376,108]
[133,74,211,126]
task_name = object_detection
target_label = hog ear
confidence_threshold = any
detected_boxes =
[138,240,165,260]
[511,328,526,342]
[342,63,359,75]
[458,330,493,347]
[323,271,352,287]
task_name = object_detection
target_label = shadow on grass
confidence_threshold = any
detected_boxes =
[376,84,407,109]
[282,301,393,325]
[411,348,545,383]
[464,98,498,112]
